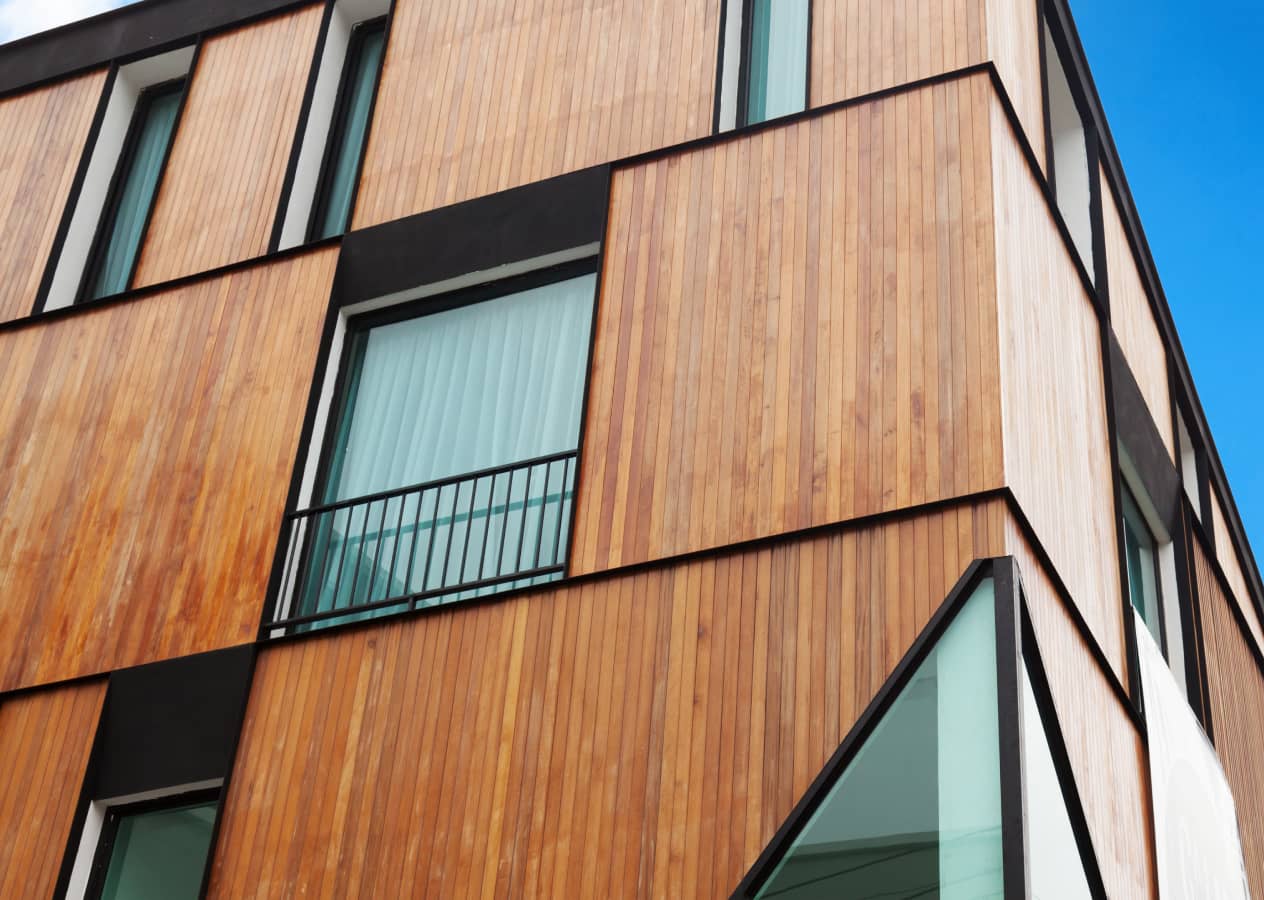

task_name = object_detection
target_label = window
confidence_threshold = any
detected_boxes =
[85,790,219,900]
[716,0,809,130]
[42,46,194,311]
[1122,484,1163,647]
[1042,14,1094,279]
[273,261,598,631]
[79,79,185,302]
[1177,409,1203,520]
[308,17,386,240]
[275,0,389,249]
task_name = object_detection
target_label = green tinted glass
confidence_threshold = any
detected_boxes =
[98,799,218,900]
[746,0,809,124]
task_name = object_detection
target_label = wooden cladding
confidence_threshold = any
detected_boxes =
[132,5,323,287]
[0,248,337,692]
[0,70,106,323]
[1195,536,1264,898]
[810,0,985,108]
[573,74,1003,575]
[1010,525,1156,899]
[985,0,1042,168]
[0,680,106,899]
[990,94,1125,680]
[350,0,720,230]
[1101,165,1174,462]
[207,498,1007,898]
[1209,488,1264,650]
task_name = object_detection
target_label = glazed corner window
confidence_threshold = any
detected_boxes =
[743,0,810,124]
[79,79,185,302]
[1042,14,1095,280]
[1122,484,1163,647]
[270,263,598,632]
[86,791,219,900]
[308,17,386,240]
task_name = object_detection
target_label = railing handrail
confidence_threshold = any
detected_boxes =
[288,448,578,519]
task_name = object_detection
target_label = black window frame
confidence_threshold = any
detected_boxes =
[1121,481,1168,657]
[305,15,388,243]
[82,786,221,900]
[76,76,187,305]
[733,0,812,129]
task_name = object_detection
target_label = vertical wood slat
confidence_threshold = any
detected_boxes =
[206,497,1009,898]
[811,0,987,109]
[984,0,1043,170]
[0,248,337,692]
[132,5,323,288]
[1195,532,1264,899]
[0,680,106,899]
[351,0,721,230]
[573,74,1004,577]
[1209,488,1264,650]
[0,70,107,323]
[1100,162,1175,461]
[1008,523,1157,900]
[989,91,1126,681]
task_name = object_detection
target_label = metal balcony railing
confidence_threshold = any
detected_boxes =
[268,450,577,633]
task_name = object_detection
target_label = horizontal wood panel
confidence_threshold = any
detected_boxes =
[0,248,337,691]
[208,498,1008,898]
[811,0,986,108]
[351,0,721,229]
[133,5,323,287]
[0,70,106,323]
[0,680,106,899]
[1010,524,1156,900]
[1101,166,1174,461]
[574,75,1003,575]
[990,93,1126,680]
[1194,534,1264,898]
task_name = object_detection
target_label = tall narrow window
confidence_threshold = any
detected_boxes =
[1042,16,1095,279]
[742,0,809,125]
[308,17,386,241]
[85,790,219,900]
[79,79,184,302]
[1122,484,1163,647]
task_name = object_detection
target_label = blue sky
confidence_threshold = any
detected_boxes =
[1,0,1259,556]
[1071,0,1264,555]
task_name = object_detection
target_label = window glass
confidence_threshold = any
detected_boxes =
[1122,486,1162,645]
[311,20,386,240]
[745,0,809,124]
[1022,667,1094,900]
[753,580,1003,899]
[1043,22,1093,279]
[96,799,217,900]
[83,81,184,301]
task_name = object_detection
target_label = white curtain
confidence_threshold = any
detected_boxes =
[296,272,595,625]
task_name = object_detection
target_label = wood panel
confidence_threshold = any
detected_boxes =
[0,70,106,323]
[207,498,1008,898]
[0,248,337,692]
[1209,487,1264,648]
[132,5,323,288]
[351,0,720,230]
[811,0,986,108]
[0,680,106,899]
[1010,524,1157,900]
[1101,164,1174,461]
[573,75,1003,575]
[990,93,1126,680]
[1194,535,1264,899]
[985,0,1043,169]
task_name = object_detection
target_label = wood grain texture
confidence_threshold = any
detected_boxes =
[985,0,1042,169]
[1209,487,1264,649]
[1194,532,1264,898]
[0,680,106,899]
[573,75,1003,576]
[132,5,323,288]
[207,498,1008,899]
[1101,165,1174,461]
[0,70,107,323]
[990,93,1125,681]
[1010,523,1156,900]
[0,248,337,692]
[810,0,986,108]
[351,0,721,230]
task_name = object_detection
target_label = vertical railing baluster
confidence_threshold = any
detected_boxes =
[329,505,358,613]
[382,491,409,599]
[532,461,551,569]
[552,457,571,567]
[495,468,515,579]
[417,486,440,604]
[478,472,497,582]
[515,464,534,575]
[457,474,482,590]
[363,498,390,606]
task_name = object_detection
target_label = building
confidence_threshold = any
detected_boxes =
[0,0,1259,896]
